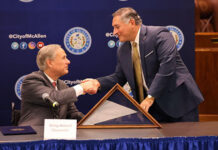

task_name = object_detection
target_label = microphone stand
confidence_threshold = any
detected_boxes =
[51,105,60,119]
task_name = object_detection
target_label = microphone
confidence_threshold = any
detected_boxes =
[42,93,59,108]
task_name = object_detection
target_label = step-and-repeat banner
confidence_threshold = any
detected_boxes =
[0,0,194,125]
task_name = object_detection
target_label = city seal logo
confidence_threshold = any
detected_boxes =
[15,75,26,100]
[166,25,184,51]
[19,0,34,2]
[64,27,92,55]
[19,0,33,3]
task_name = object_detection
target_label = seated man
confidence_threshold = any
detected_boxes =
[18,44,91,126]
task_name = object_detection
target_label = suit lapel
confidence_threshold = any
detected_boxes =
[139,25,148,79]
[56,80,63,90]
[39,70,56,89]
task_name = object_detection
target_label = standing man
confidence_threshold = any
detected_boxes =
[18,44,92,126]
[85,7,204,122]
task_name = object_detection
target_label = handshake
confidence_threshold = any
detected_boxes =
[80,79,100,95]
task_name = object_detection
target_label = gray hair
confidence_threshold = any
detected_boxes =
[36,44,61,71]
[112,7,142,25]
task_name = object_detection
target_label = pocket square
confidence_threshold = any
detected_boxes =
[144,50,154,58]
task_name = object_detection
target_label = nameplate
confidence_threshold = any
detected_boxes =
[44,119,77,140]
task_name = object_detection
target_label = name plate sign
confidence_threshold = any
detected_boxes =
[44,119,77,140]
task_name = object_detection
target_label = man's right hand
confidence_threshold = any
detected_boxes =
[80,78,100,95]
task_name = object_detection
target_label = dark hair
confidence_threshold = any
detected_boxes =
[112,7,142,25]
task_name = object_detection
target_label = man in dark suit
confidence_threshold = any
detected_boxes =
[85,7,204,122]
[18,44,92,126]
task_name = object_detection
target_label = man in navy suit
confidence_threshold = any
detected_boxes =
[85,7,204,122]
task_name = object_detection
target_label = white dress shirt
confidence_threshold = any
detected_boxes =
[131,28,149,91]
[44,72,84,97]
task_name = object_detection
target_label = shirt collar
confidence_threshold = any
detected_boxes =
[44,72,56,84]
[131,27,141,45]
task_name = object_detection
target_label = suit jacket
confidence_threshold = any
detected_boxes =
[98,25,204,118]
[18,70,84,126]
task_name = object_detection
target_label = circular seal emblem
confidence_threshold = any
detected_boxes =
[15,75,26,100]
[64,27,92,55]
[19,0,34,3]
[166,25,184,51]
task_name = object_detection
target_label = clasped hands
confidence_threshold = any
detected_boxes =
[80,78,100,95]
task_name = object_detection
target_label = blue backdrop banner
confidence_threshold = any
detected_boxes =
[0,0,194,125]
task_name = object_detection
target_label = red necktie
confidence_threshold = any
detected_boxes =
[52,81,57,88]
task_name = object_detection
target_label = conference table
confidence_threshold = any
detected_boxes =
[0,121,218,149]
